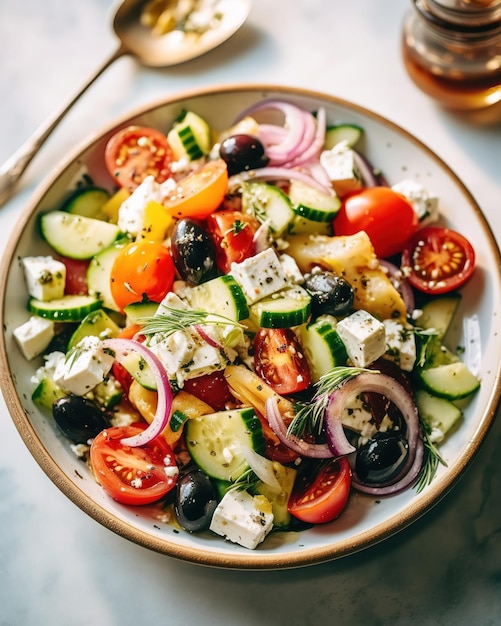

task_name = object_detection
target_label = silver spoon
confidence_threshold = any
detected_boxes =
[0,0,253,206]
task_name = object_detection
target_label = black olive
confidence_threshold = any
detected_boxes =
[355,431,409,484]
[52,395,109,444]
[219,134,269,176]
[171,219,217,284]
[174,469,218,532]
[304,271,354,317]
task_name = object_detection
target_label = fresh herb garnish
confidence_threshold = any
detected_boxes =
[415,421,448,493]
[139,306,245,339]
[287,366,372,439]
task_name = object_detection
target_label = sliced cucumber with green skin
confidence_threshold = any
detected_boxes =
[68,308,121,349]
[28,295,102,322]
[62,187,111,221]
[186,275,249,322]
[40,211,122,260]
[417,294,461,339]
[299,318,348,382]
[167,110,211,161]
[249,285,311,328]
[288,214,333,236]
[32,377,67,412]
[87,239,128,312]
[124,300,159,325]
[120,351,157,391]
[417,361,480,400]
[324,123,364,149]
[254,463,297,528]
[289,180,341,223]
[92,377,123,409]
[414,388,462,442]
[185,407,265,482]
[242,181,295,237]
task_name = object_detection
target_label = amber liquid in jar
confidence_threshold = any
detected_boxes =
[402,0,501,110]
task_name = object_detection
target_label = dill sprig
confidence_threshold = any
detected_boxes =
[414,424,448,493]
[287,366,372,439]
[138,306,245,339]
[229,467,261,493]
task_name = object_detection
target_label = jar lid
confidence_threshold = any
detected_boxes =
[426,0,501,26]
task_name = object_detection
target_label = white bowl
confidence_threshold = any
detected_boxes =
[1,84,500,570]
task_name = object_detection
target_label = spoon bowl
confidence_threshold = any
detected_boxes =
[0,0,253,205]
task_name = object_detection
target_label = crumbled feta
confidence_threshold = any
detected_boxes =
[13,316,55,360]
[279,253,304,284]
[118,175,176,237]
[22,256,66,301]
[320,141,363,197]
[337,310,386,367]
[53,336,115,396]
[209,490,274,550]
[383,319,416,372]
[230,248,288,304]
[392,179,439,224]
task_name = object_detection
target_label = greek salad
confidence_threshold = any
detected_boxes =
[14,98,480,550]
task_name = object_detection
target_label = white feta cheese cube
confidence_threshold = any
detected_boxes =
[13,316,55,360]
[337,310,386,367]
[53,335,115,395]
[392,179,439,224]
[382,319,416,372]
[320,141,363,197]
[155,290,189,316]
[209,490,274,550]
[118,175,176,237]
[279,253,304,284]
[230,248,288,304]
[22,256,66,301]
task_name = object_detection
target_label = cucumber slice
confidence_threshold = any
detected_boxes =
[92,377,123,409]
[62,187,111,221]
[254,463,297,528]
[167,110,211,161]
[417,361,480,400]
[288,214,333,236]
[417,294,461,339]
[241,181,295,237]
[185,275,249,322]
[28,295,102,322]
[120,351,157,391]
[299,318,348,382]
[185,407,265,482]
[87,239,128,312]
[249,286,311,328]
[324,123,364,149]
[289,180,341,222]
[123,300,160,325]
[40,211,122,260]
[68,308,122,349]
[414,389,462,442]
[32,377,67,412]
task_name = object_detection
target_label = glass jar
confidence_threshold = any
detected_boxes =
[402,0,501,110]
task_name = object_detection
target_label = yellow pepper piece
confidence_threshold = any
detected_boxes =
[137,200,174,242]
[101,187,130,224]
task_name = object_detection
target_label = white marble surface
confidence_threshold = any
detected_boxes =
[1,0,500,624]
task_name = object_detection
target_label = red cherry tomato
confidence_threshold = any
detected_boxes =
[288,457,351,524]
[254,328,312,395]
[206,209,259,273]
[256,412,300,465]
[182,371,234,412]
[104,125,173,192]
[57,256,89,295]
[110,241,175,311]
[334,187,419,258]
[401,226,475,295]
[90,423,178,505]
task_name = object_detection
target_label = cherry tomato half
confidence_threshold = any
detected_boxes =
[90,423,178,505]
[162,159,228,220]
[104,125,173,192]
[182,370,234,412]
[110,241,175,311]
[206,209,259,274]
[57,255,89,295]
[401,226,475,295]
[288,457,351,524]
[254,328,312,395]
[334,187,419,258]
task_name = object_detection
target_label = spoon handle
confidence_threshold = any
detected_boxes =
[0,44,127,207]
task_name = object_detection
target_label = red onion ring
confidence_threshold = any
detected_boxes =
[352,151,379,187]
[265,396,333,458]
[102,338,172,447]
[229,166,333,195]
[285,107,327,168]
[326,372,423,494]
